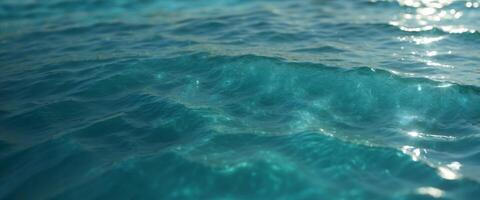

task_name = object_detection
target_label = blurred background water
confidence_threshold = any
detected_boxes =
[1,0,480,199]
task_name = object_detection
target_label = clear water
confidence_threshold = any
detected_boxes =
[1,0,480,199]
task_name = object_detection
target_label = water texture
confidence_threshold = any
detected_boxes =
[1,0,480,199]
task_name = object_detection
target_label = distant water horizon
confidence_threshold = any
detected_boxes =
[1,0,480,199]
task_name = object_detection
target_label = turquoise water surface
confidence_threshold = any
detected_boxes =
[1,0,480,199]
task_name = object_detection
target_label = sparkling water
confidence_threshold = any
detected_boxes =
[1,0,480,199]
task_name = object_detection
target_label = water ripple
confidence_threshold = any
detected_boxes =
[1,0,480,199]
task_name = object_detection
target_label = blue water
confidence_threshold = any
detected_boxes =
[1,0,480,199]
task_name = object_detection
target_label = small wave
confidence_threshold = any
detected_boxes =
[292,46,346,53]
[1,0,480,199]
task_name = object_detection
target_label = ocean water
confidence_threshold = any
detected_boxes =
[1,0,480,199]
